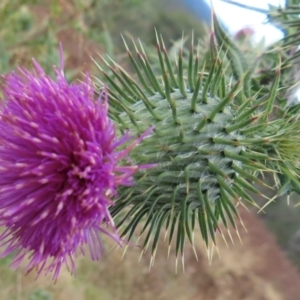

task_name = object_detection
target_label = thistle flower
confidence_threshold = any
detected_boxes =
[96,14,300,266]
[0,48,153,280]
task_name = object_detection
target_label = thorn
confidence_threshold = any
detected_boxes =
[99,55,110,66]
[164,230,168,242]
[136,235,141,245]
[235,227,243,245]
[105,54,118,66]
[236,198,249,211]
[159,34,166,53]
[131,37,139,53]
[91,56,104,71]
[221,231,229,248]
[109,243,119,252]
[208,244,214,265]
[138,249,144,262]
[227,229,234,245]
[121,34,129,51]
[192,232,199,261]
[154,28,161,50]
[205,246,211,263]
[295,201,300,208]
[138,38,147,56]
[192,245,199,262]
[121,244,129,260]
[150,252,156,270]
[91,75,104,86]
[257,194,277,213]
[239,217,248,233]
[167,244,171,259]
[216,245,221,260]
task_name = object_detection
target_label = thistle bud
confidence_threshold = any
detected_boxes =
[96,16,300,265]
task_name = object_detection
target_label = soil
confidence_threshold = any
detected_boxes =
[190,208,300,300]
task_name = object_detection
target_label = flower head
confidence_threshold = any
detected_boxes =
[0,48,153,280]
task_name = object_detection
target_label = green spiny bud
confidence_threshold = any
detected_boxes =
[95,15,300,265]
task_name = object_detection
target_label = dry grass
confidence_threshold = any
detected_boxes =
[1,210,300,300]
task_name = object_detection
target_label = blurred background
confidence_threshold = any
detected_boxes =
[1,0,300,299]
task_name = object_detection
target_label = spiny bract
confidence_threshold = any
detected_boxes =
[96,15,300,265]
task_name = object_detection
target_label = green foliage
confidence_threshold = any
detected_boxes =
[0,253,13,267]
[84,0,207,50]
[0,0,56,73]
[28,289,52,300]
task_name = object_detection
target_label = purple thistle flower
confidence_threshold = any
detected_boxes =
[0,49,154,280]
